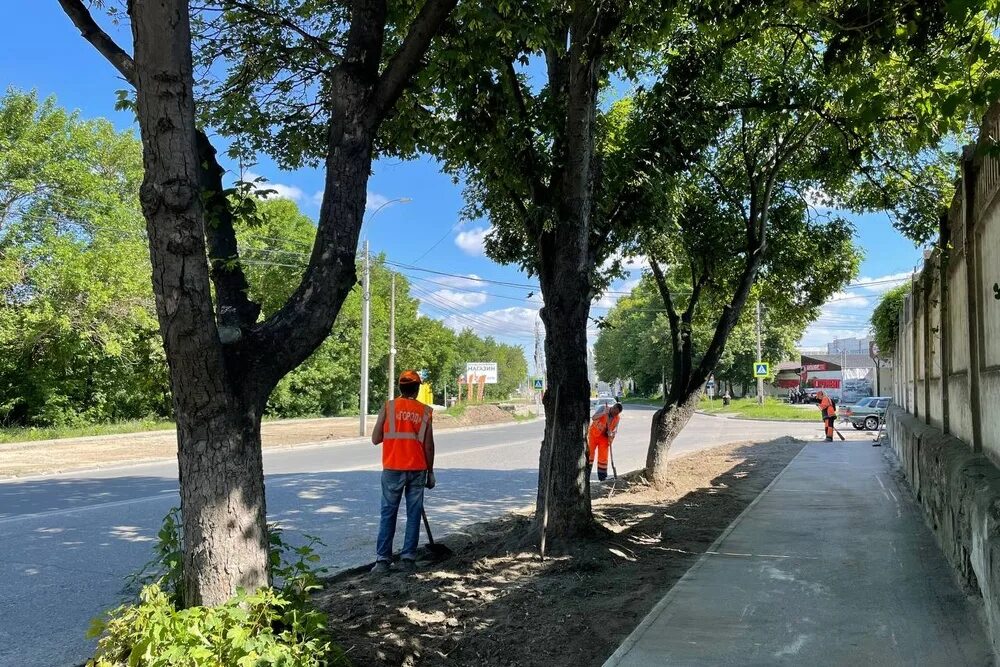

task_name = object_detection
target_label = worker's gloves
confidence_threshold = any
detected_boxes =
[426,470,436,490]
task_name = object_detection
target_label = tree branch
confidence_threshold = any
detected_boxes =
[649,257,681,402]
[219,0,341,60]
[57,0,261,332]
[370,0,458,122]
[57,0,136,84]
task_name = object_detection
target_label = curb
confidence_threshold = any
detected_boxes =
[601,443,809,667]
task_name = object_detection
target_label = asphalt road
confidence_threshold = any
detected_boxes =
[0,407,824,667]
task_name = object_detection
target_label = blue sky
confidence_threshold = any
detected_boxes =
[4,3,926,366]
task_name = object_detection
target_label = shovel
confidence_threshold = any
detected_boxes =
[421,507,453,560]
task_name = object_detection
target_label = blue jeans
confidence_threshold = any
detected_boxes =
[376,470,426,562]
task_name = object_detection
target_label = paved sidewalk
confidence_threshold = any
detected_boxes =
[604,442,993,666]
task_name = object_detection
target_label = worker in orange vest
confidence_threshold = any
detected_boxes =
[816,390,837,442]
[370,370,436,574]
[588,402,622,481]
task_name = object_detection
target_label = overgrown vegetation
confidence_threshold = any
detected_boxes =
[89,509,344,666]
[870,284,911,358]
[0,419,174,445]
[0,90,526,432]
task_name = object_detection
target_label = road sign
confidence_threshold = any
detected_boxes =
[753,362,770,377]
[533,378,544,390]
[466,362,498,384]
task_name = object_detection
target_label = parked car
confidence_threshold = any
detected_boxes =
[842,396,891,430]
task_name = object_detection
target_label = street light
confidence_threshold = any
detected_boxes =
[359,196,412,436]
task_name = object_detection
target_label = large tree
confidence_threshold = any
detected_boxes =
[606,6,999,486]
[58,0,457,606]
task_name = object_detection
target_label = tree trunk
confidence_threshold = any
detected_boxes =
[645,391,702,488]
[536,278,594,540]
[130,0,268,606]
[177,407,268,606]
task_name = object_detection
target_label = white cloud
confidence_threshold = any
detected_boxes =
[243,171,305,202]
[796,271,913,348]
[803,187,834,212]
[432,289,488,308]
[455,226,492,256]
[428,273,485,289]
[440,305,539,337]
[591,277,641,310]
[366,192,391,212]
[601,252,647,273]
[849,272,913,294]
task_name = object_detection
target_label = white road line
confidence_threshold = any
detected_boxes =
[0,438,539,525]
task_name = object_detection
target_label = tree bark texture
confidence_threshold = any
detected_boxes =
[130,0,268,606]
[645,244,766,487]
[532,8,609,540]
[65,0,458,606]
[645,392,702,488]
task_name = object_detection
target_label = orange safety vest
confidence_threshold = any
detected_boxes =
[381,397,432,471]
[588,409,620,445]
[819,396,836,419]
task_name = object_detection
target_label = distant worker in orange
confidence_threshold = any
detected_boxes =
[816,390,836,442]
[588,402,623,481]
[370,370,436,574]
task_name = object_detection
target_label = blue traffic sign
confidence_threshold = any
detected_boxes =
[753,362,769,377]
[533,378,544,390]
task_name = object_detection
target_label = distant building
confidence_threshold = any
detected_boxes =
[826,337,871,355]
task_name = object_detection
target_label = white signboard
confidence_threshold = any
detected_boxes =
[466,362,498,384]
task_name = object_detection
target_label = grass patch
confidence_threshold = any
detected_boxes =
[443,403,468,418]
[699,397,817,421]
[0,419,175,445]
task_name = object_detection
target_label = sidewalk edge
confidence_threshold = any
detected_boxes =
[600,443,811,667]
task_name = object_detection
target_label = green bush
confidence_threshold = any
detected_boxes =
[88,510,346,666]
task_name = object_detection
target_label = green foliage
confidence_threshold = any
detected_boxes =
[870,284,911,357]
[90,509,343,667]
[0,88,168,428]
[699,396,816,421]
[0,92,526,429]
[0,419,173,444]
[86,583,341,667]
[594,273,813,396]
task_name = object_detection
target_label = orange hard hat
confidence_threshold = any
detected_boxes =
[399,370,421,385]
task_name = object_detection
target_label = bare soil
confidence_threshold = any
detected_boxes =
[0,406,533,478]
[315,437,805,667]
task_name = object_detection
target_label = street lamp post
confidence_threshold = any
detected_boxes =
[359,197,411,436]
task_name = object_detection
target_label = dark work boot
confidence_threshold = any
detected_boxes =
[825,436,833,442]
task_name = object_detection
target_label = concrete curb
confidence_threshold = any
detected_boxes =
[0,417,544,483]
[601,444,810,667]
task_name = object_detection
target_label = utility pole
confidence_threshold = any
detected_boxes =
[534,317,545,405]
[756,300,764,405]
[359,240,370,436]
[388,272,396,400]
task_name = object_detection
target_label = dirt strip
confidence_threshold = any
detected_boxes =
[316,437,806,667]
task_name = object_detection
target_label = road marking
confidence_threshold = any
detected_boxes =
[0,438,540,525]
[0,493,175,526]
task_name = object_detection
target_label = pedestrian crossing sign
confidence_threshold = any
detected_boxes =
[753,362,769,377]
[533,378,544,390]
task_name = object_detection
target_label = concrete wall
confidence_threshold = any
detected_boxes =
[890,106,1000,656]
[887,407,1000,657]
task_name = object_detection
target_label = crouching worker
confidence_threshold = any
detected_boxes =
[370,370,436,574]
[588,402,622,481]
